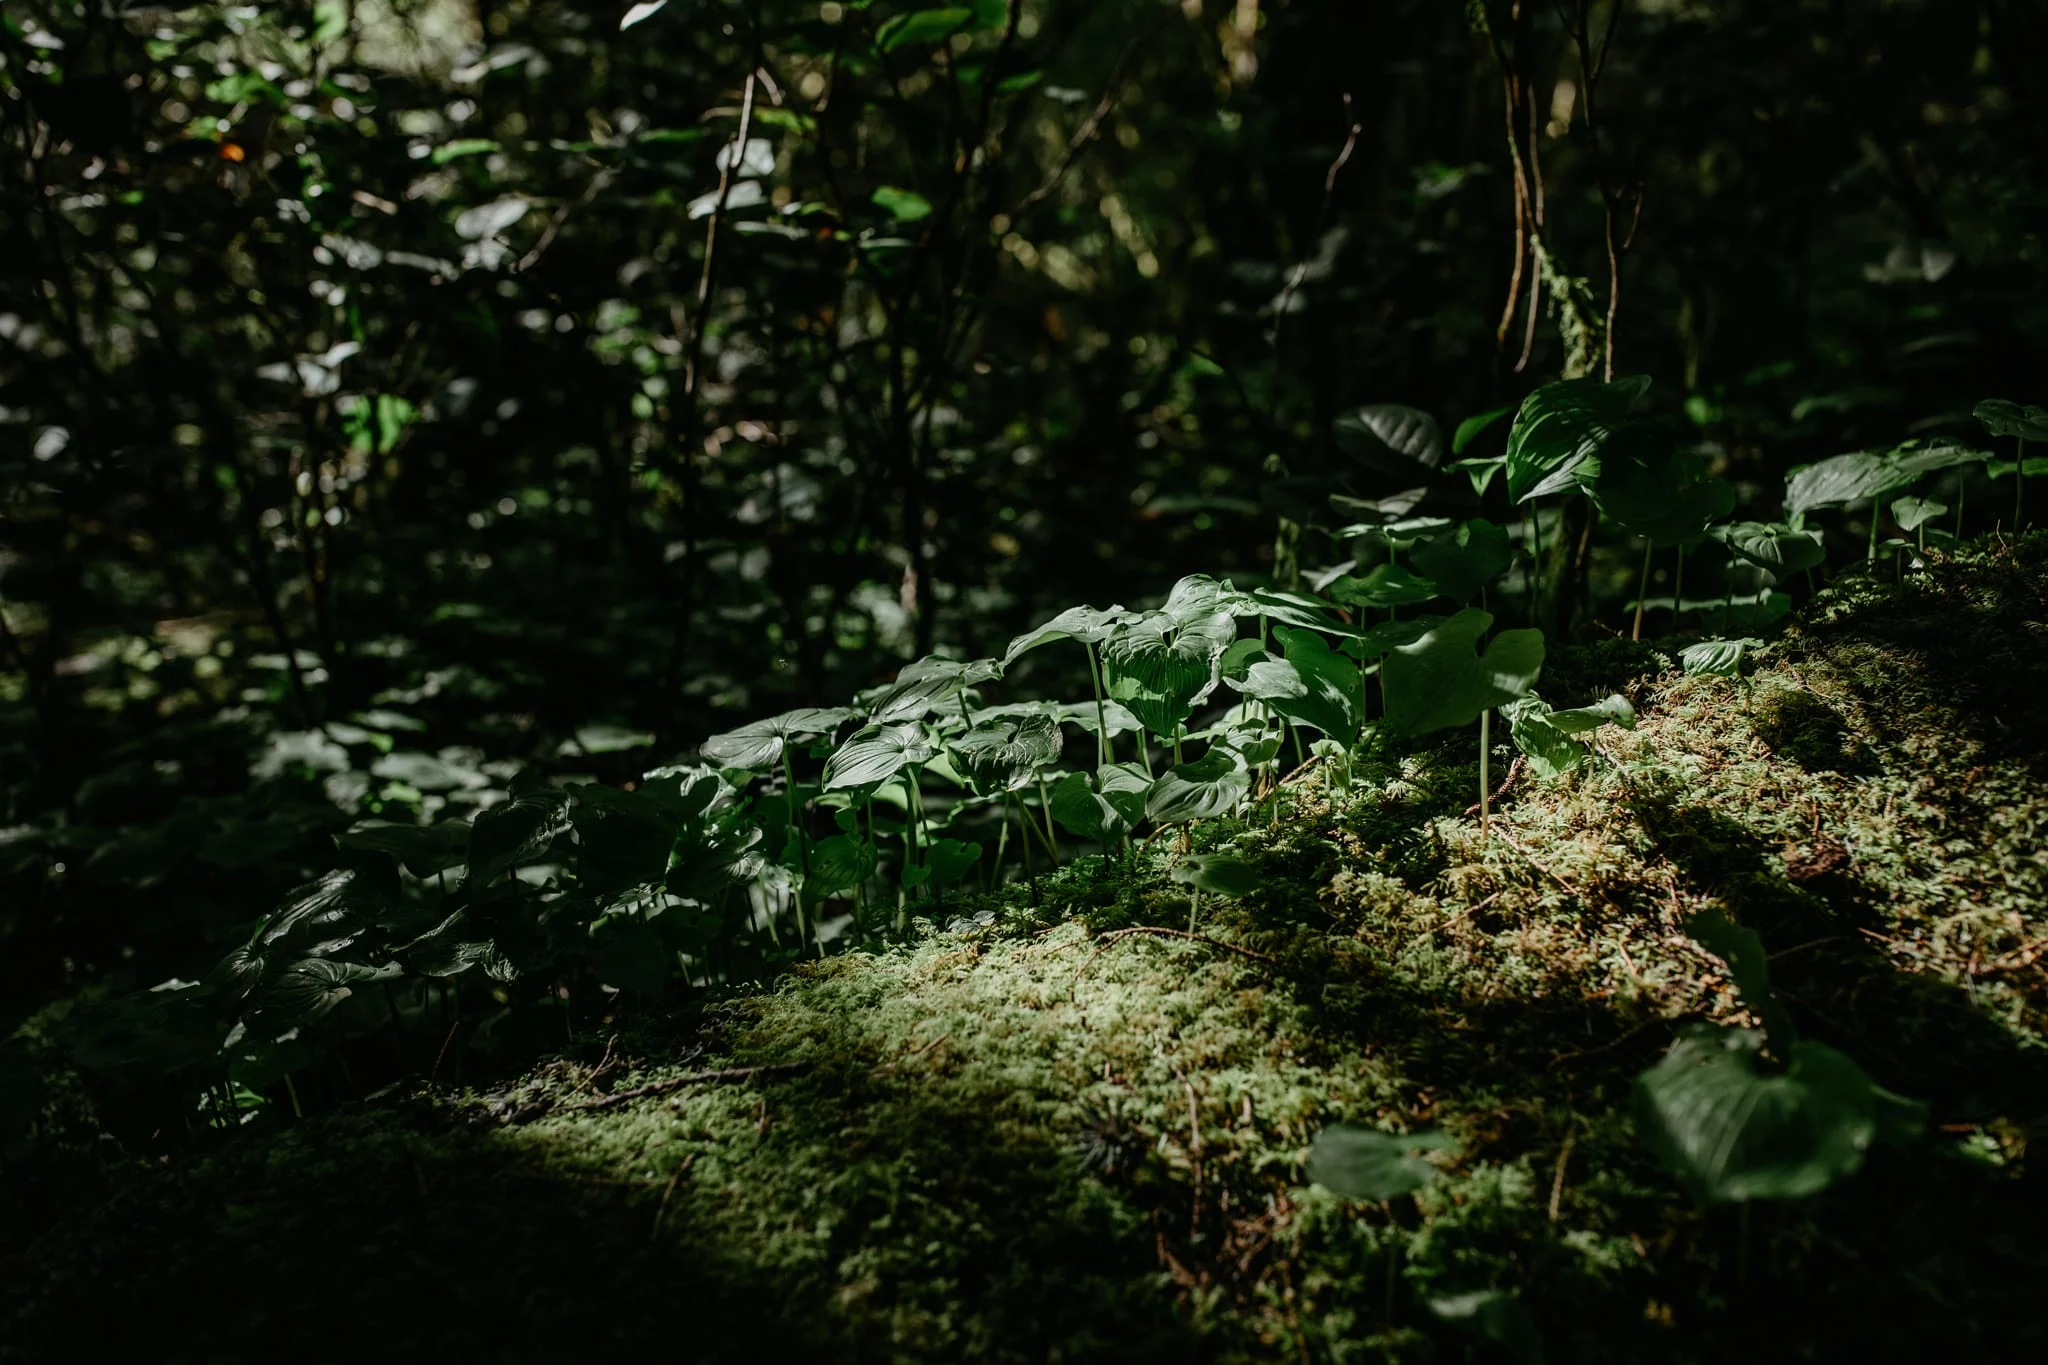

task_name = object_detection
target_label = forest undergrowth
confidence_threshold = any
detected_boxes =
[5,537,2043,1365]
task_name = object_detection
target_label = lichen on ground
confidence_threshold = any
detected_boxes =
[5,541,2045,1363]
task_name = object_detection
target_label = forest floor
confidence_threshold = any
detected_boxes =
[6,541,2046,1364]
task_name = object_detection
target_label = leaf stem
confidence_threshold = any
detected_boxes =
[1084,640,1112,769]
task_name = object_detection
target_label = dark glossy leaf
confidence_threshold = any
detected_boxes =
[1973,398,2048,443]
[1890,495,1947,532]
[1505,375,1651,501]
[1452,405,1515,455]
[1634,1026,1916,1203]
[468,784,572,883]
[1711,522,1826,576]
[1144,750,1250,823]
[1679,638,1761,677]
[1002,604,1134,663]
[334,820,468,878]
[701,706,858,770]
[1102,609,1235,738]
[1306,1123,1456,1200]
[802,834,877,899]
[1333,403,1445,473]
[1048,769,1145,843]
[246,958,401,1031]
[867,657,1000,724]
[951,711,1063,792]
[1410,518,1514,603]
[823,723,935,791]
[1785,449,1915,522]
[1381,609,1544,736]
[1326,563,1439,610]
[922,838,983,890]
[1588,445,1735,545]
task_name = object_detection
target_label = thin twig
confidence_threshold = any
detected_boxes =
[1012,14,1168,215]
[529,1062,811,1120]
[1547,1132,1575,1223]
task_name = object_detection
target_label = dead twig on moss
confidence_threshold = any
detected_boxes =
[520,1062,812,1121]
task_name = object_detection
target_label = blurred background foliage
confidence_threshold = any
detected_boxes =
[1,0,2044,1110]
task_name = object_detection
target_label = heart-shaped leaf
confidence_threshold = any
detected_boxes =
[1710,522,1826,576]
[1785,449,1916,523]
[1333,403,1445,473]
[1499,693,1632,779]
[801,833,877,899]
[1381,609,1544,736]
[1102,610,1236,738]
[1679,637,1760,677]
[922,838,983,890]
[1306,1124,1456,1200]
[1002,604,1134,664]
[823,723,935,791]
[1409,518,1515,603]
[1170,853,1260,898]
[1144,750,1250,823]
[1890,495,1947,532]
[246,958,401,1031]
[867,657,1000,724]
[951,712,1063,793]
[1232,627,1359,740]
[1047,769,1147,843]
[1452,405,1514,455]
[469,784,572,883]
[1973,398,2048,443]
[1505,374,1651,502]
[701,706,858,770]
[1634,1026,1920,1203]
[336,820,469,878]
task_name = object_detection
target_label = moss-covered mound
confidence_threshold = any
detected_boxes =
[7,543,2046,1363]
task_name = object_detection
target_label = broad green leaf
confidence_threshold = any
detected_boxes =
[1328,486,1429,526]
[1452,404,1514,455]
[1341,616,1441,665]
[334,821,467,878]
[1890,495,1947,533]
[1500,694,1632,780]
[1232,626,1359,740]
[1710,522,1826,576]
[1679,637,1760,677]
[1548,694,1636,734]
[1499,697,1586,780]
[802,833,876,899]
[257,870,375,952]
[1326,562,1439,610]
[823,723,935,791]
[951,711,1063,792]
[1887,437,1991,478]
[1160,574,1255,626]
[1102,609,1236,737]
[246,958,401,1031]
[1784,449,1915,522]
[866,655,999,723]
[1409,518,1514,603]
[871,185,933,222]
[562,723,655,756]
[468,784,572,883]
[1973,398,2048,443]
[1987,455,2048,479]
[1170,853,1260,898]
[1381,609,1544,736]
[1249,588,1367,638]
[620,0,669,28]
[664,812,765,900]
[1306,1124,1456,1200]
[1588,444,1735,545]
[1634,1027,1919,1203]
[1505,375,1651,502]
[1002,603,1134,662]
[1333,403,1445,473]
[922,838,982,890]
[876,7,974,50]
[701,706,858,770]
[1144,750,1250,823]
[1048,768,1148,843]
[1445,455,1506,496]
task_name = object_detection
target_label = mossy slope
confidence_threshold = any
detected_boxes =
[7,542,2046,1363]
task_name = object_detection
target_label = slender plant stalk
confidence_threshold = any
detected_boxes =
[1035,773,1061,863]
[1867,501,1880,563]
[1188,887,1202,935]
[1671,544,1685,633]
[1084,640,1112,768]
[782,750,813,950]
[1479,708,1492,838]
[2017,437,2027,531]
[1528,500,1546,627]
[1954,476,1966,540]
[1632,537,1653,641]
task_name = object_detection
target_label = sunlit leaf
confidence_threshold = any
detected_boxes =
[951,711,1062,792]
[823,723,935,791]
[1231,626,1359,740]
[1452,405,1515,455]
[1170,853,1260,898]
[620,0,670,29]
[876,7,974,51]
[1326,563,1439,610]
[1679,637,1761,677]
[1102,609,1236,737]
[1144,750,1250,823]
[1973,398,2048,443]
[1784,449,1915,522]
[1890,495,1947,532]
[1381,609,1543,736]
[1333,403,1445,473]
[871,185,933,222]
[1002,604,1134,663]
[701,706,858,770]
[1710,522,1826,576]
[1505,374,1651,501]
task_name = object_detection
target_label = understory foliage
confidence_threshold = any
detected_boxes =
[4,0,2047,1359]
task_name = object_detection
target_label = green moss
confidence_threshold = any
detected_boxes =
[8,540,2047,1362]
